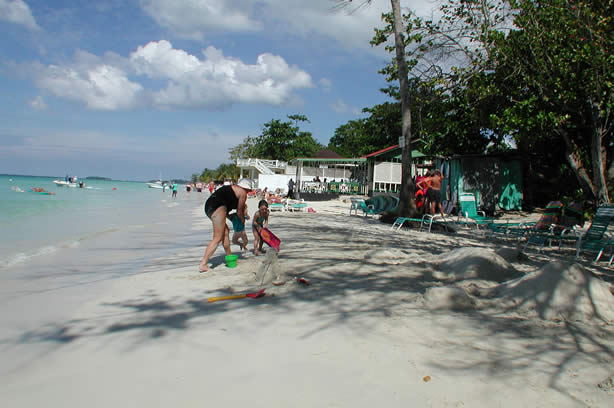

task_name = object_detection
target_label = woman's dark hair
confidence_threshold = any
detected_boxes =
[258,200,269,208]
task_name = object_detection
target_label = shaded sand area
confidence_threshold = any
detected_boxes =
[1,197,614,407]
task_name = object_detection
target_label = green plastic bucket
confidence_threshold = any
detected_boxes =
[225,254,238,268]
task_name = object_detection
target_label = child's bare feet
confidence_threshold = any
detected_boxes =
[199,263,209,273]
[254,249,259,255]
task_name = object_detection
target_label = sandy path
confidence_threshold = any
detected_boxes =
[1,198,613,407]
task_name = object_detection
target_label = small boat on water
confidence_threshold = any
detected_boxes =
[54,175,79,187]
[53,180,77,187]
[146,180,168,189]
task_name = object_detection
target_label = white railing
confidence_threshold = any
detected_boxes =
[259,159,287,169]
[253,159,274,175]
[236,158,287,175]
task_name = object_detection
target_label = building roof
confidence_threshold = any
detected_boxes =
[363,145,427,161]
[362,145,400,158]
[291,157,366,164]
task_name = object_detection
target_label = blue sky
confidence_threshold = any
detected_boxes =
[0,0,434,181]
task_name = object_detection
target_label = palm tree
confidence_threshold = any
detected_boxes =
[333,0,415,216]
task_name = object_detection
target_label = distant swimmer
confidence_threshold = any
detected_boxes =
[29,187,55,195]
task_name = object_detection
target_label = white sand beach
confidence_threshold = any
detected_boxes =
[1,196,613,407]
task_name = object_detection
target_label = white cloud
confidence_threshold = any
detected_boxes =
[0,0,40,30]
[331,98,361,115]
[137,1,437,53]
[35,61,145,110]
[30,95,47,110]
[140,0,261,40]
[131,40,313,108]
[30,41,313,110]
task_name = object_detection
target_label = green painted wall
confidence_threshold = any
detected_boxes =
[436,156,523,213]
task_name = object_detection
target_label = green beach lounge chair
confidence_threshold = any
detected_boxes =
[457,193,493,228]
[573,204,614,262]
[421,214,453,232]
[522,201,569,251]
[350,198,373,216]
[391,215,426,231]
[269,202,285,212]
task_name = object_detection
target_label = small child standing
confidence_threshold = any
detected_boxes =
[228,203,250,250]
[252,200,269,255]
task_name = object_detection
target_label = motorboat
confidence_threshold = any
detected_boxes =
[146,180,166,189]
[53,178,78,187]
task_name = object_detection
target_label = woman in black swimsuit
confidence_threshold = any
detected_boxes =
[199,179,252,272]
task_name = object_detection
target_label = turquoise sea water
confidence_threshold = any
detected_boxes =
[0,175,208,269]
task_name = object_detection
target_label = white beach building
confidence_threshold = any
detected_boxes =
[236,146,433,197]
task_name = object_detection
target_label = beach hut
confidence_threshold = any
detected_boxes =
[436,152,523,213]
[362,145,431,195]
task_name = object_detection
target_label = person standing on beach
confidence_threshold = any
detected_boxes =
[172,183,178,198]
[417,170,444,216]
[287,178,295,198]
[200,178,253,272]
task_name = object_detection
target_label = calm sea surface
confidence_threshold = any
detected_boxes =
[0,175,209,270]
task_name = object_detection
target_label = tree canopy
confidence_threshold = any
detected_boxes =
[230,115,323,162]
[358,0,612,203]
[196,163,241,183]
[327,102,402,157]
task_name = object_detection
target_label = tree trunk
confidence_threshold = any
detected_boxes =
[559,128,600,202]
[589,100,610,203]
[391,0,415,217]
[606,121,614,197]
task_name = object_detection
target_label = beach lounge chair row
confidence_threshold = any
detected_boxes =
[388,190,614,264]
[519,202,614,263]
[268,199,309,212]
[456,193,540,239]
[521,201,578,250]
[488,200,568,242]
[349,195,399,217]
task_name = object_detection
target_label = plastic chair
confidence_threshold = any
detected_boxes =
[573,204,614,262]
[457,193,493,228]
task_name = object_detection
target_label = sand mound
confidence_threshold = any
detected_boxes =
[498,261,614,322]
[436,247,522,282]
[363,248,412,265]
[495,247,527,262]
[424,287,475,311]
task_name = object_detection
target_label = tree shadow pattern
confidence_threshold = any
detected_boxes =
[8,211,614,404]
